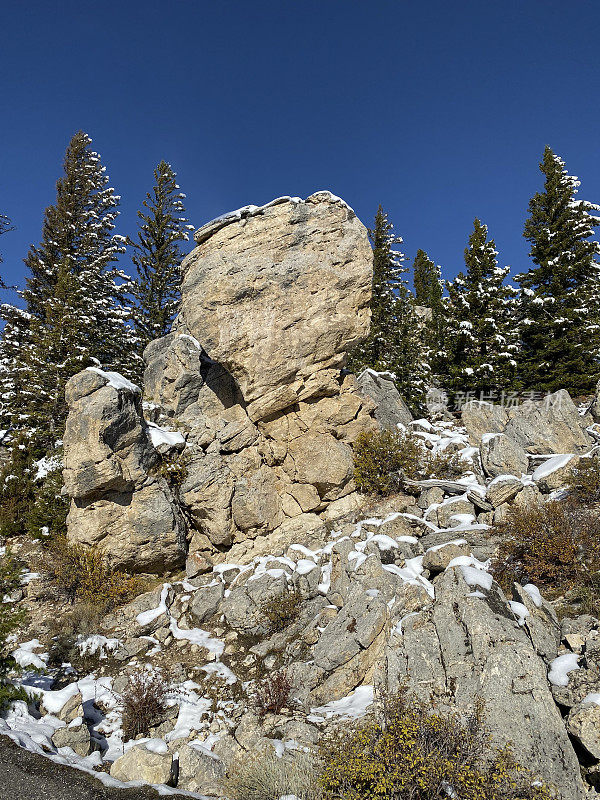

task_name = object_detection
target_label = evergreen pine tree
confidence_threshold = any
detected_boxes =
[412,249,447,379]
[348,206,428,410]
[0,133,136,540]
[445,219,518,397]
[517,146,600,394]
[0,131,138,445]
[130,161,192,370]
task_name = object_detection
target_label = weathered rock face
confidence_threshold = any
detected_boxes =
[65,193,377,572]
[176,192,372,414]
[64,369,186,573]
[377,567,586,800]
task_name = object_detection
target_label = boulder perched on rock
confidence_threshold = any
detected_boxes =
[176,192,372,412]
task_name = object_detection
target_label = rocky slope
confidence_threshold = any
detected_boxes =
[3,192,600,798]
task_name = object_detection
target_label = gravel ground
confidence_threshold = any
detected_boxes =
[0,736,190,800]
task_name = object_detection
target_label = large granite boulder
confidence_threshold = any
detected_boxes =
[64,368,186,572]
[64,192,377,574]
[176,192,372,417]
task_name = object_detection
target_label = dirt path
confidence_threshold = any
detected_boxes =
[0,736,190,800]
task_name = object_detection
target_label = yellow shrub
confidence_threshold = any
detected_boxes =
[319,691,554,800]
[46,537,146,611]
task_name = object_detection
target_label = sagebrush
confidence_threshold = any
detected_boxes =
[225,749,320,800]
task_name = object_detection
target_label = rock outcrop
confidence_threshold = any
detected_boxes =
[64,368,186,572]
[64,192,378,573]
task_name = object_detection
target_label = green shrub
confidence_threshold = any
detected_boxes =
[492,501,600,611]
[225,748,320,800]
[567,455,600,504]
[260,588,303,632]
[353,430,424,495]
[45,537,147,611]
[353,429,466,495]
[319,690,554,800]
[0,548,27,707]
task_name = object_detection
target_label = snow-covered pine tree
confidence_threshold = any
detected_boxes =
[348,206,428,410]
[1,131,138,446]
[0,133,134,538]
[517,146,600,394]
[412,249,447,379]
[129,161,193,374]
[445,219,518,397]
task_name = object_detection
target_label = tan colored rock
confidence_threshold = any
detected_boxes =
[422,541,471,573]
[178,192,372,409]
[67,480,185,573]
[51,724,91,757]
[110,744,173,784]
[287,431,354,500]
[486,475,524,507]
[567,703,600,759]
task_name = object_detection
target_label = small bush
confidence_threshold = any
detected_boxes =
[261,588,303,632]
[493,501,600,611]
[254,669,293,717]
[225,748,320,800]
[568,455,600,504]
[425,449,465,480]
[353,430,424,495]
[155,453,187,491]
[353,429,466,495]
[319,690,554,800]
[120,669,172,741]
[44,536,146,611]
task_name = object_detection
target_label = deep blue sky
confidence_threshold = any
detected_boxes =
[1,0,599,293]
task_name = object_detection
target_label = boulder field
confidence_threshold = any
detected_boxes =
[15,192,600,796]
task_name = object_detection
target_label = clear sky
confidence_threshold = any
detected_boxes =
[1,0,599,292]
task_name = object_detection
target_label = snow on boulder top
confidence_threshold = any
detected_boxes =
[86,367,140,394]
[193,191,354,245]
[532,453,575,481]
